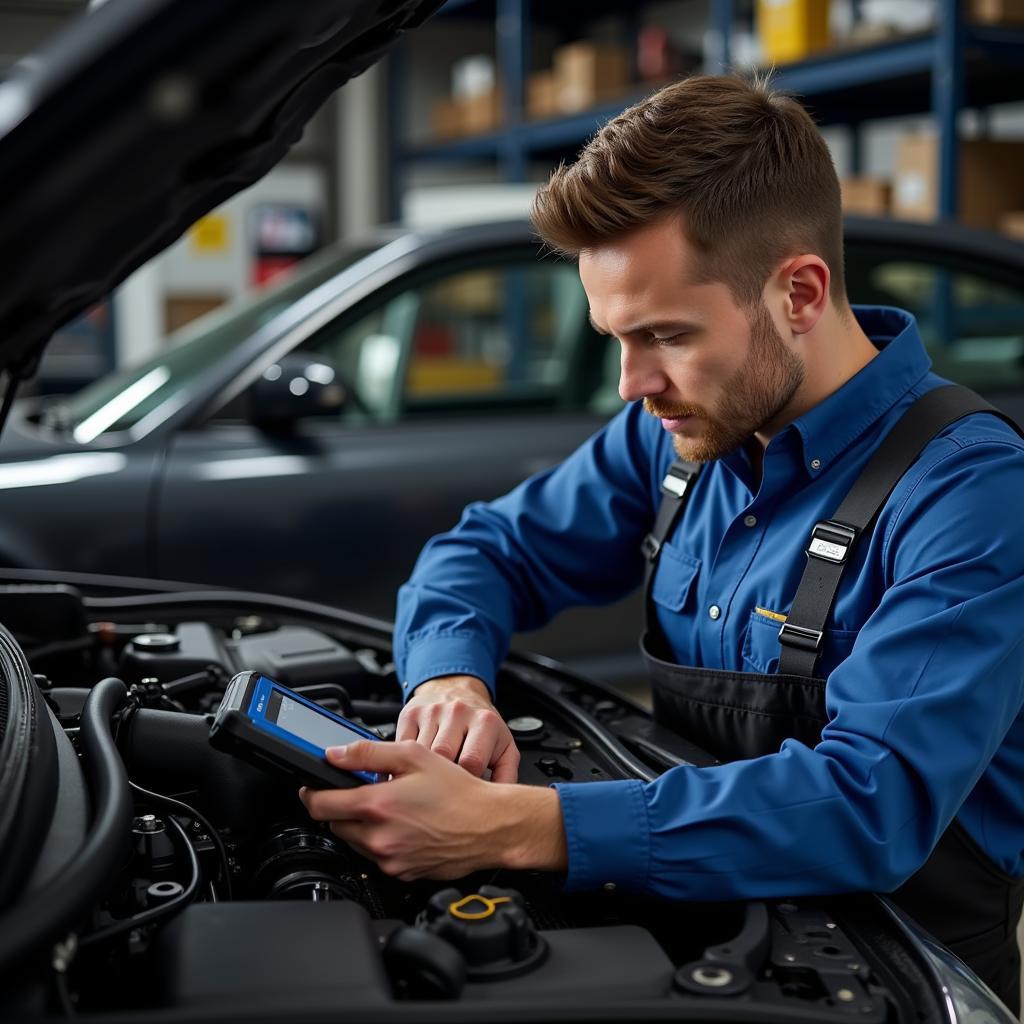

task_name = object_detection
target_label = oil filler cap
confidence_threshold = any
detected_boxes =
[131,633,180,651]
[506,716,544,742]
[418,886,547,980]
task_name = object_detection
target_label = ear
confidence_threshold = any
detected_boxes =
[776,256,830,335]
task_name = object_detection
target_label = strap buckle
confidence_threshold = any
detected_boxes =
[641,533,661,561]
[660,464,697,498]
[644,462,699,562]
[806,519,857,565]
[659,462,700,497]
[777,621,824,652]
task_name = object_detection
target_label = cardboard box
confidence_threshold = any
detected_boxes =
[459,88,501,135]
[999,212,1024,241]
[757,0,831,64]
[432,96,464,139]
[553,42,630,113]
[840,177,892,216]
[432,89,501,139]
[893,134,1024,229]
[165,294,226,334]
[968,0,1024,26]
[526,71,559,120]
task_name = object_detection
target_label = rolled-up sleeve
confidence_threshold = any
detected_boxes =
[394,403,666,698]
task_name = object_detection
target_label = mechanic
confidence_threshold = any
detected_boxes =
[300,75,1024,1009]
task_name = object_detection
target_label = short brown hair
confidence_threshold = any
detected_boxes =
[531,75,845,307]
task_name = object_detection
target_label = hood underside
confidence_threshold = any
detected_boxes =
[0,0,441,382]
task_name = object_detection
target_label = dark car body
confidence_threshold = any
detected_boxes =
[2,216,1024,681]
[2,220,626,673]
[0,1,1018,1021]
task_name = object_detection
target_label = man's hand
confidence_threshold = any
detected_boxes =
[396,674,520,783]
[299,741,567,881]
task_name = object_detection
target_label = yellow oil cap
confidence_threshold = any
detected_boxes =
[448,893,512,921]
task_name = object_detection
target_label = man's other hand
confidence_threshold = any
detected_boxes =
[299,741,566,880]
[396,674,519,783]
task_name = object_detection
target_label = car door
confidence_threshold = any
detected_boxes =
[154,243,645,678]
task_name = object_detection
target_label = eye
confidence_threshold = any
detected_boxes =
[651,332,687,347]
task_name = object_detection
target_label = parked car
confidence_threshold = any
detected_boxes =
[0,1,1019,1022]
[3,214,1024,681]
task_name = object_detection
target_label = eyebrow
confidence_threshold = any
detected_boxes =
[588,312,699,337]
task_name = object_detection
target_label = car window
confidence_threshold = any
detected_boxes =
[845,244,1024,396]
[297,252,616,422]
[52,243,372,441]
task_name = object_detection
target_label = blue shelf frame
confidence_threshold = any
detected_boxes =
[388,0,1024,222]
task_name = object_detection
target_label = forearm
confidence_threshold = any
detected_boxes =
[491,784,568,873]
[411,675,491,704]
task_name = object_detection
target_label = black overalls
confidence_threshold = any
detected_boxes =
[640,385,1024,1013]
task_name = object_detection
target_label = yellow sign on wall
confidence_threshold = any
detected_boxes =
[190,213,230,254]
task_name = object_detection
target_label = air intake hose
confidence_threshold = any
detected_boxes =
[0,677,131,976]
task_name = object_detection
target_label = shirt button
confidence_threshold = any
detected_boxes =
[708,605,721,620]
[743,514,757,528]
[810,458,822,470]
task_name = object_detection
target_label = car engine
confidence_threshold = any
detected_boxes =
[0,580,946,1022]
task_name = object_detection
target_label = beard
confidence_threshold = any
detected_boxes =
[644,302,805,463]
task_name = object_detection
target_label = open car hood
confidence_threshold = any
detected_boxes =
[0,0,441,382]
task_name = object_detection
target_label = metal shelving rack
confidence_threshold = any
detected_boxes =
[387,0,1024,221]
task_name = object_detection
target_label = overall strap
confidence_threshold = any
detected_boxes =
[643,459,703,589]
[778,385,1020,677]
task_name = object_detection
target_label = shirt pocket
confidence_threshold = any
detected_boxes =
[651,544,701,613]
[743,609,860,675]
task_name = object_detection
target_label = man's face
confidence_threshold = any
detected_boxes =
[579,215,805,462]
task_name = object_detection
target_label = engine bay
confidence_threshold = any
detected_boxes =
[0,580,941,1022]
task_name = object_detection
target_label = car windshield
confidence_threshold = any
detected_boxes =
[50,244,372,441]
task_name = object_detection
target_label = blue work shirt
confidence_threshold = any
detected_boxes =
[395,306,1024,899]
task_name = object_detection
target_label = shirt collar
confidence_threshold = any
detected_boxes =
[782,305,932,478]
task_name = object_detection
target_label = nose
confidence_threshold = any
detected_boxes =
[618,341,668,404]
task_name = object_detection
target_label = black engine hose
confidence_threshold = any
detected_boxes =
[0,677,133,976]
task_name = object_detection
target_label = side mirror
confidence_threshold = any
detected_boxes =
[248,354,349,429]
